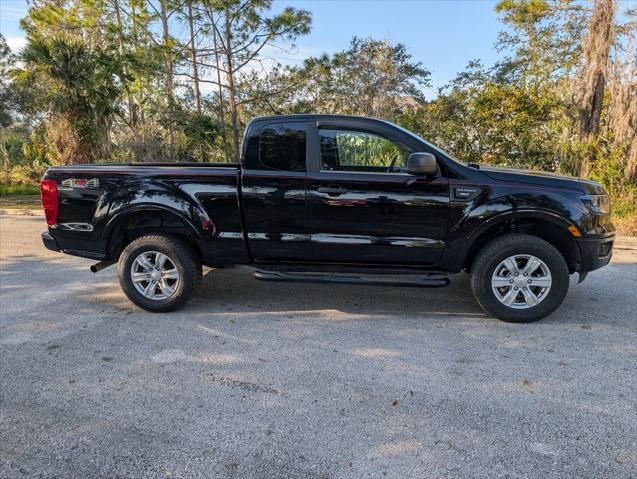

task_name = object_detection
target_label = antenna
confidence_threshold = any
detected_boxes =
[263,97,283,116]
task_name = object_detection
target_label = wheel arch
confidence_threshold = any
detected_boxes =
[460,210,581,273]
[104,205,204,261]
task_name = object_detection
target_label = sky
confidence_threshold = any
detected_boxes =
[1,0,632,98]
[0,0,510,98]
[266,0,508,97]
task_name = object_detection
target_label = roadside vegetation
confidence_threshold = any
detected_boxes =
[0,0,635,232]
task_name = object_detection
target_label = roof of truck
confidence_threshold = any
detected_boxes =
[248,115,410,137]
[253,113,382,123]
[250,114,392,123]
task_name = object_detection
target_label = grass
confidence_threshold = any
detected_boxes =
[0,181,41,209]
[0,182,40,196]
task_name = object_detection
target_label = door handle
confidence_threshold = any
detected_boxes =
[318,186,348,196]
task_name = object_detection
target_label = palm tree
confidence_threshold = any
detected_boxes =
[12,34,122,163]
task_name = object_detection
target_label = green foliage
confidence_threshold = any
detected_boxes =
[1,127,52,185]
[264,37,430,119]
[11,34,122,163]
[21,129,51,168]
[494,0,587,82]
[326,130,409,169]
[0,182,40,196]
[587,145,637,218]
[0,34,18,128]
[398,62,563,172]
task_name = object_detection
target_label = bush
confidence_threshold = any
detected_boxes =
[0,181,39,195]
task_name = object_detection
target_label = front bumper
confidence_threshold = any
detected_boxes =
[41,231,60,252]
[575,234,614,272]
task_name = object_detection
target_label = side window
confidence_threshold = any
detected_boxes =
[258,122,306,171]
[319,128,412,173]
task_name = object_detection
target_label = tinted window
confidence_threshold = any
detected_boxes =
[258,122,306,171]
[319,128,412,173]
[243,127,260,168]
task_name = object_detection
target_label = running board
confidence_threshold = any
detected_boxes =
[253,270,450,288]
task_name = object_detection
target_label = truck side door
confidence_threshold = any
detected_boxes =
[240,120,312,262]
[306,120,450,266]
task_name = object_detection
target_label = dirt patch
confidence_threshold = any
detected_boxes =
[0,195,41,209]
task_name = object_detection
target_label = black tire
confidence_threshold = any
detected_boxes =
[470,234,569,323]
[117,234,201,312]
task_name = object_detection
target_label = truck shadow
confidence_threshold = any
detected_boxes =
[1,253,635,326]
[0,255,482,319]
[188,266,485,319]
[187,260,637,326]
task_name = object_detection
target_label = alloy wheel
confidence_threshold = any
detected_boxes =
[491,254,552,309]
[130,251,180,300]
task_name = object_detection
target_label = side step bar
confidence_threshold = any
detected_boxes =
[253,270,450,288]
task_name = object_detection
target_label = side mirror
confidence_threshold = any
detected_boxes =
[407,152,437,176]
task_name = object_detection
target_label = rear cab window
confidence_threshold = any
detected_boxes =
[243,121,306,172]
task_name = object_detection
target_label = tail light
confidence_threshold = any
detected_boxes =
[40,179,59,225]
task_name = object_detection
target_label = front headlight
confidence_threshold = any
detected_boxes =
[581,194,611,214]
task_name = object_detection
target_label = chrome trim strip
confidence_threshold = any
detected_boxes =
[247,232,310,242]
[58,223,94,232]
[311,234,443,248]
[217,232,244,240]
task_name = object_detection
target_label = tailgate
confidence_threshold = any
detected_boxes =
[47,174,105,230]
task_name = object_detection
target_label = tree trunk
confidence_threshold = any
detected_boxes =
[209,8,230,163]
[223,8,241,162]
[586,71,606,135]
[113,0,136,127]
[159,0,174,101]
[129,0,143,125]
[160,0,175,147]
[187,1,201,113]
[577,0,616,177]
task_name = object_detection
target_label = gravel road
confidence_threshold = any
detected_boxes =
[1,215,636,478]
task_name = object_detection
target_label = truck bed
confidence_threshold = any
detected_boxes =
[48,162,240,168]
[42,161,248,265]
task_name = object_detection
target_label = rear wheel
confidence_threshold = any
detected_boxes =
[118,234,201,312]
[471,234,569,323]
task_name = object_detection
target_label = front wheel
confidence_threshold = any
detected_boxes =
[471,234,569,323]
[118,234,201,312]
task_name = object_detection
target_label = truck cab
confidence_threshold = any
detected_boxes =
[241,116,452,266]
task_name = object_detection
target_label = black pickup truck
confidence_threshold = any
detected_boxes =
[39,114,615,322]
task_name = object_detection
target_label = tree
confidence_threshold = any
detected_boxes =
[286,37,430,118]
[185,0,202,113]
[494,0,588,84]
[607,17,637,179]
[575,0,616,176]
[495,0,636,185]
[244,37,431,120]
[0,34,17,128]
[206,0,312,160]
[11,35,122,163]
[112,0,137,127]
[399,59,561,171]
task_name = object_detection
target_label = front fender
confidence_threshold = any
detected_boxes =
[446,209,580,273]
[465,208,578,241]
[441,188,584,271]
